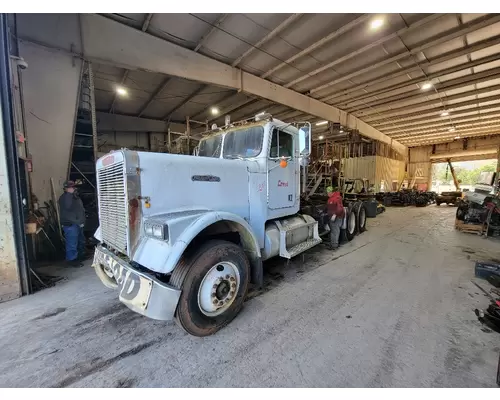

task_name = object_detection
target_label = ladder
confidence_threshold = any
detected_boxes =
[67,62,99,234]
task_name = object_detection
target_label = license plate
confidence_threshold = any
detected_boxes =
[94,249,152,311]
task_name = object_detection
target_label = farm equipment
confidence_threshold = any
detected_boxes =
[456,172,500,236]
[436,191,462,206]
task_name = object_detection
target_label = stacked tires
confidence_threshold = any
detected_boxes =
[341,200,367,242]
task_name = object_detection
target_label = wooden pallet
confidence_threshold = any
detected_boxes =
[454,218,486,235]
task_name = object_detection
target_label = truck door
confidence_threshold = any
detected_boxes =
[268,127,296,210]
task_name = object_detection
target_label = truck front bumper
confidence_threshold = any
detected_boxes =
[92,245,181,321]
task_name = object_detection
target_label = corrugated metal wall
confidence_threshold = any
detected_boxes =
[343,156,405,191]
[408,147,432,189]
[375,156,406,191]
[343,156,376,183]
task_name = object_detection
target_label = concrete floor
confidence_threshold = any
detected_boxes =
[1,206,499,387]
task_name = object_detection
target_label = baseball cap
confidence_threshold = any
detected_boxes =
[63,180,76,189]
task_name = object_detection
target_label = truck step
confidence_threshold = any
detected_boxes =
[283,238,322,259]
[275,219,322,259]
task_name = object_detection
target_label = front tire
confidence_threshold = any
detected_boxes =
[171,240,250,337]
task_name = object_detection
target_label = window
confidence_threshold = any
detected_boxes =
[223,126,264,159]
[270,128,293,158]
[198,134,222,158]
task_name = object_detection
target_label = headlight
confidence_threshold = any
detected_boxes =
[144,221,168,240]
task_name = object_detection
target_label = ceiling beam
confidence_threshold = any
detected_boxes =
[377,103,500,131]
[136,77,171,117]
[313,16,500,99]
[108,14,154,114]
[350,68,500,115]
[428,148,498,160]
[402,129,500,146]
[82,14,407,155]
[382,108,500,134]
[194,14,229,52]
[231,14,302,67]
[321,34,500,104]
[338,53,500,109]
[141,13,154,32]
[162,85,206,121]
[392,121,500,140]
[390,114,500,138]
[137,15,226,119]
[261,14,372,80]
[283,13,445,89]
[202,14,304,117]
[363,86,500,123]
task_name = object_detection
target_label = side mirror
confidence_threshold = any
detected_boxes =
[298,122,311,156]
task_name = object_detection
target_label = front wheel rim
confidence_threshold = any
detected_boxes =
[197,261,240,317]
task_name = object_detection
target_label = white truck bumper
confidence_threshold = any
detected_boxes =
[92,245,181,321]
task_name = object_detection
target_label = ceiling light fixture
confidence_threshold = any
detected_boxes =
[116,86,127,96]
[448,127,456,132]
[210,107,219,115]
[454,136,461,140]
[421,82,433,90]
[440,111,449,117]
[316,121,328,126]
[319,135,324,140]
[370,18,384,30]
[339,129,344,133]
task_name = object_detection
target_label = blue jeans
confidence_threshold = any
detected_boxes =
[63,224,85,261]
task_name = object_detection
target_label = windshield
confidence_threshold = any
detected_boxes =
[223,126,264,159]
[198,134,222,157]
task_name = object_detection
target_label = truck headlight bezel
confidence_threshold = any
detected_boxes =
[144,221,168,241]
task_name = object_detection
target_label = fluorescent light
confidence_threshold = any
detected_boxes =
[454,136,461,139]
[211,107,219,115]
[421,82,433,90]
[448,127,456,132]
[316,121,328,126]
[370,18,384,30]
[116,86,127,96]
[440,111,449,117]
[319,135,324,140]
[339,130,344,133]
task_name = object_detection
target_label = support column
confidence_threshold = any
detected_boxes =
[496,145,500,194]
[0,14,24,302]
[0,105,21,302]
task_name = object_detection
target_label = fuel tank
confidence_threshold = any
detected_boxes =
[261,214,317,260]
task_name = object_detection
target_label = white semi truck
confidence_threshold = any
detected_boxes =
[92,114,364,336]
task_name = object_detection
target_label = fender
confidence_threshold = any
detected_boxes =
[131,210,262,280]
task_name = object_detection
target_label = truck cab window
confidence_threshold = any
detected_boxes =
[270,128,293,158]
[198,135,222,158]
[223,126,264,159]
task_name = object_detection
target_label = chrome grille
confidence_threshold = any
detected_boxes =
[97,161,128,254]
